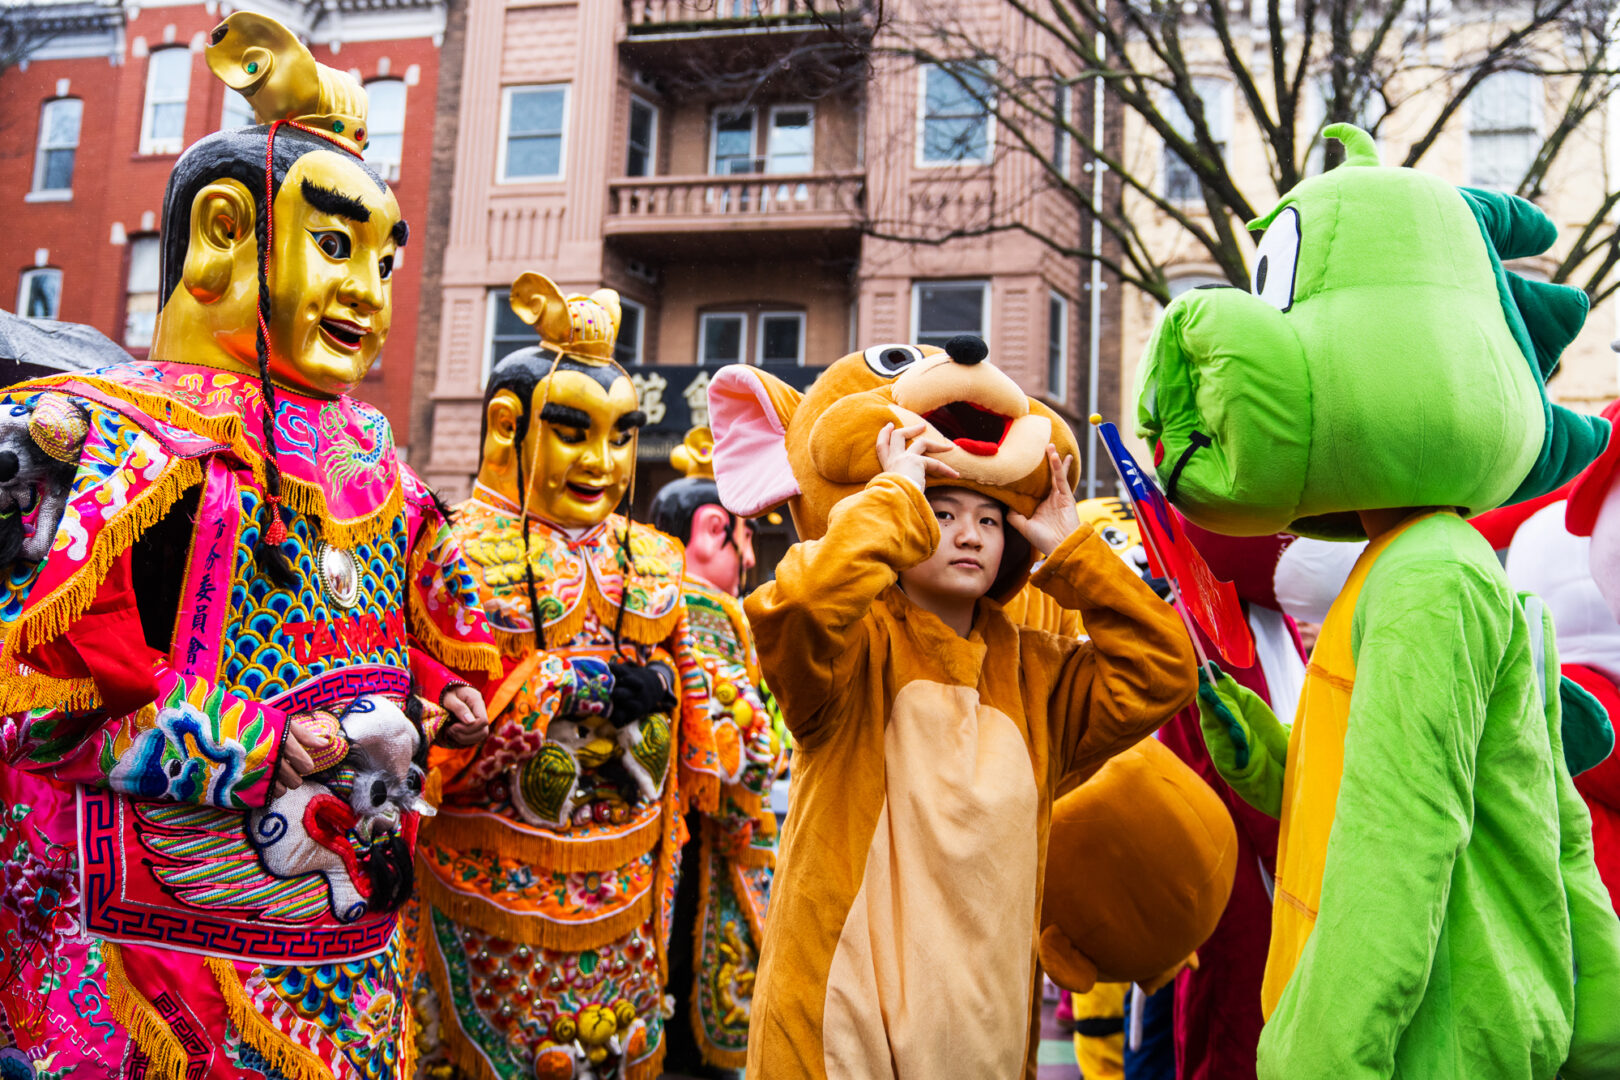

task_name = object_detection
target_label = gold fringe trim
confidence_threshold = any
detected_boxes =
[204,957,334,1080]
[406,541,504,678]
[2,456,205,661]
[40,374,406,550]
[626,1041,666,1080]
[680,767,720,819]
[415,856,655,950]
[586,587,682,646]
[421,806,663,874]
[102,941,191,1080]
[493,626,537,660]
[0,665,99,714]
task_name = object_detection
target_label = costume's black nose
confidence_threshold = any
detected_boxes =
[0,452,17,483]
[944,335,988,365]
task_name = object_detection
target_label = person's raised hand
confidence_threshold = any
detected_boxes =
[272,716,330,798]
[1006,444,1079,555]
[875,422,960,492]
[439,684,490,747]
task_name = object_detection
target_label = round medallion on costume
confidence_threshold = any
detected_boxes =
[319,541,361,609]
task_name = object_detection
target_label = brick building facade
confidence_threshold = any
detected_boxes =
[0,0,448,448]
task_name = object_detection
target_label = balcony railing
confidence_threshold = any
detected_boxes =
[605,171,865,233]
[625,0,866,29]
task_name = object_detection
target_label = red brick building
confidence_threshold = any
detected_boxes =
[0,0,448,450]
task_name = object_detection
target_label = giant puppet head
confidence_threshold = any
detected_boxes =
[475,273,645,530]
[151,12,406,399]
[708,335,1081,593]
[1134,124,1608,540]
[649,427,755,595]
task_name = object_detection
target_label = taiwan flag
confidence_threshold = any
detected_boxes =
[1094,420,1255,669]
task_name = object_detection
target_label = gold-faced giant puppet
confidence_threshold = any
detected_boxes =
[0,13,502,1080]
[420,276,727,1080]
[706,336,1231,1074]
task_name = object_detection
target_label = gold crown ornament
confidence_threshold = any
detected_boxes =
[206,12,370,156]
[509,272,623,363]
[669,427,716,480]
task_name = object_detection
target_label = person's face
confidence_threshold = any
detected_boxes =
[900,489,1006,602]
[527,369,642,528]
[266,151,403,395]
[686,504,756,595]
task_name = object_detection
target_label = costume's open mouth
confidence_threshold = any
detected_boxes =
[13,483,41,539]
[319,318,370,352]
[567,482,608,502]
[923,401,1013,457]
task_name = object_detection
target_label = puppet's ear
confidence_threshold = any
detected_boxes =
[708,365,802,517]
[1038,924,1098,994]
[509,272,571,344]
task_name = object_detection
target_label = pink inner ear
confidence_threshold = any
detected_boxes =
[708,366,801,517]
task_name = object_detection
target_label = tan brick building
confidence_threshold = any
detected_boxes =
[409,0,1118,511]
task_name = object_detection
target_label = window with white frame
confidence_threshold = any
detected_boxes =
[1047,291,1069,403]
[912,281,989,349]
[485,290,535,380]
[500,85,568,182]
[18,268,62,319]
[1469,70,1541,190]
[711,109,758,175]
[758,311,805,364]
[363,79,407,182]
[220,87,254,131]
[920,63,995,165]
[1162,78,1231,202]
[32,98,82,195]
[140,48,192,155]
[1305,75,1385,173]
[765,106,814,174]
[124,236,161,348]
[615,297,646,366]
[1053,82,1072,179]
[627,97,658,178]
[699,312,747,365]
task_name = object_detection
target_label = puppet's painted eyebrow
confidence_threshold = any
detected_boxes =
[540,404,592,428]
[301,179,371,223]
[616,410,647,431]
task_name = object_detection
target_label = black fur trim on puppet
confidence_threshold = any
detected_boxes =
[358,828,414,914]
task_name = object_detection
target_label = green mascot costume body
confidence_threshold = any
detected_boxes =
[1136,124,1620,1079]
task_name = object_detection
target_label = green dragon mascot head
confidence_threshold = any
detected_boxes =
[1135,123,1609,539]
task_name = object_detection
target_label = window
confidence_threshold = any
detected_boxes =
[1053,82,1072,179]
[124,236,161,348]
[912,281,988,349]
[140,47,192,155]
[1305,75,1385,173]
[500,85,568,182]
[485,290,535,379]
[1047,291,1069,403]
[363,80,407,182]
[920,63,994,165]
[1162,78,1231,202]
[711,109,758,175]
[17,268,62,319]
[220,87,254,131]
[1469,70,1541,190]
[627,97,658,178]
[615,297,646,366]
[699,313,746,365]
[765,106,814,174]
[32,98,82,196]
[758,311,805,364]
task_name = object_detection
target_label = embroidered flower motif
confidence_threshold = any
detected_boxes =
[563,868,619,908]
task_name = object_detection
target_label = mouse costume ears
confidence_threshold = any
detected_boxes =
[206,12,369,155]
[708,365,804,517]
[509,271,623,364]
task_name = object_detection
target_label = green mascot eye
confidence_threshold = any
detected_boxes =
[1251,207,1301,312]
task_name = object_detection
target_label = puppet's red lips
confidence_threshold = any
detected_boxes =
[319,318,370,351]
[567,482,607,501]
[923,401,1013,457]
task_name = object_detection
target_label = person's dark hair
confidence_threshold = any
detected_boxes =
[649,476,728,546]
[159,125,392,586]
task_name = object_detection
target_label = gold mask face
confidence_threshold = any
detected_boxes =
[526,368,641,529]
[265,150,402,395]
